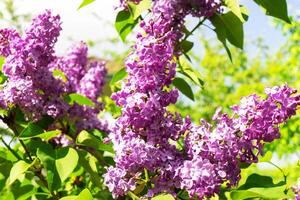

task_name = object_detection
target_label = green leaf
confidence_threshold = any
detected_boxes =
[221,12,244,49]
[240,6,249,21]
[77,131,114,153]
[229,190,265,200]
[55,147,79,183]
[37,146,79,190]
[35,115,54,129]
[37,145,61,191]
[224,0,245,22]
[11,184,38,200]
[210,12,244,49]
[239,162,251,169]
[128,0,151,20]
[178,56,204,86]
[53,69,67,82]
[76,188,93,200]
[152,194,175,200]
[210,15,232,61]
[20,129,61,141]
[230,185,291,200]
[6,160,35,186]
[19,123,44,138]
[77,150,102,188]
[115,10,138,42]
[178,40,194,54]
[64,93,95,107]
[172,77,194,101]
[110,68,128,86]
[59,189,93,200]
[77,0,96,9]
[59,196,77,200]
[253,0,290,23]
[238,173,285,190]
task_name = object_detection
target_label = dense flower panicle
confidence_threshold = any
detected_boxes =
[152,0,221,20]
[0,11,63,119]
[106,1,300,199]
[50,42,108,133]
[232,84,300,163]
[3,10,61,78]
[106,0,224,198]
[121,0,221,18]
[181,84,300,198]
[23,10,61,66]
[0,11,108,134]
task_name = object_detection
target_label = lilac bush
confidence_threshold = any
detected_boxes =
[0,1,298,200]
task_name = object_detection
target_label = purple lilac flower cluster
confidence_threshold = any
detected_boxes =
[49,42,108,133]
[104,0,300,199]
[0,10,63,119]
[0,10,108,135]
[182,84,300,197]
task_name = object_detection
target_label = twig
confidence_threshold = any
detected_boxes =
[267,161,287,183]
[19,139,33,161]
[0,137,21,160]
[182,17,207,41]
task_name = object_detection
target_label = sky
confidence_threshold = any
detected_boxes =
[3,0,298,58]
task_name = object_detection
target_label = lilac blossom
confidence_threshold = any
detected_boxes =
[0,10,108,134]
[50,42,108,133]
[0,10,63,119]
[105,0,300,199]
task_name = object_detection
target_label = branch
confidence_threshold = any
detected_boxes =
[182,17,207,41]
[0,137,21,160]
